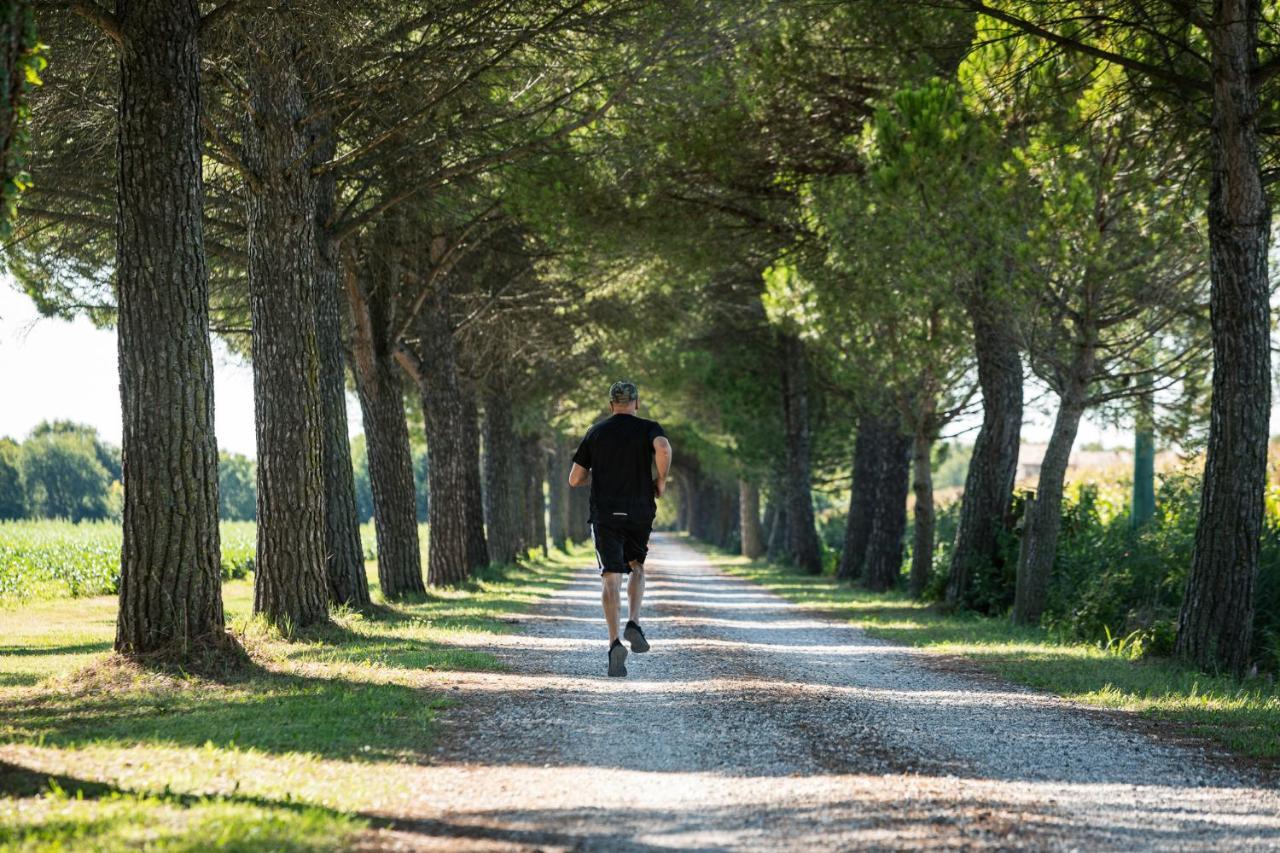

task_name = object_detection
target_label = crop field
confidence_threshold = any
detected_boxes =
[0,520,388,604]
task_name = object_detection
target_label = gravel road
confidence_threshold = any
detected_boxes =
[360,533,1280,851]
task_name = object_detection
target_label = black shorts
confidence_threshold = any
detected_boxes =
[591,521,652,574]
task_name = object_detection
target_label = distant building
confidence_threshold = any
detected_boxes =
[1016,443,1182,486]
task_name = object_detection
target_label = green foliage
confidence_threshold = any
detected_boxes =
[219,520,256,580]
[0,436,21,519]
[17,424,116,522]
[350,434,373,522]
[910,468,1280,672]
[0,0,42,236]
[218,451,257,521]
[932,442,974,490]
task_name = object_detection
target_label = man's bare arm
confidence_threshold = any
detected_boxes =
[569,462,590,488]
[653,436,672,498]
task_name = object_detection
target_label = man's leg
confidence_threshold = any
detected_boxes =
[627,561,645,624]
[601,571,623,643]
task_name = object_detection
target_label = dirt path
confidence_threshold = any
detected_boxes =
[360,533,1280,851]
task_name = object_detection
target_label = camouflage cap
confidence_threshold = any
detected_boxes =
[609,379,638,404]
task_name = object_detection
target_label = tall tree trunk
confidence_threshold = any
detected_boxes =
[1131,391,1156,529]
[351,332,423,598]
[675,475,692,531]
[1177,1,1271,676]
[523,433,547,557]
[945,290,1023,610]
[778,332,823,573]
[401,294,483,586]
[1012,394,1086,626]
[0,1,32,224]
[739,479,764,559]
[243,23,327,628]
[460,385,490,571]
[419,378,471,586]
[838,417,884,582]
[313,131,368,608]
[114,0,225,654]
[547,432,570,550]
[761,497,777,545]
[482,390,521,565]
[862,427,911,593]
[909,428,936,599]
[766,491,789,563]
[723,485,741,550]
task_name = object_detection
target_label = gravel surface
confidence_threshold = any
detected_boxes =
[360,533,1280,851]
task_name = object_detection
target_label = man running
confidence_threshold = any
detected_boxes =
[569,380,673,677]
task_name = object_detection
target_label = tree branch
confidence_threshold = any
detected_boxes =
[958,0,1208,93]
[70,1,122,46]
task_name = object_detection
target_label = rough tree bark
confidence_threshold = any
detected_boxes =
[909,428,936,598]
[401,292,485,586]
[778,332,823,573]
[0,1,33,220]
[313,122,368,608]
[862,427,911,593]
[481,388,521,565]
[945,287,1023,610]
[547,433,570,550]
[766,493,789,563]
[243,21,327,628]
[838,417,885,582]
[739,479,764,559]
[1177,0,1271,676]
[355,357,423,597]
[523,433,547,557]
[460,386,490,570]
[1012,389,1086,626]
[348,265,424,597]
[114,0,226,654]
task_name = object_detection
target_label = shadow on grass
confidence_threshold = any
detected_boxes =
[0,760,363,851]
[0,556,582,766]
[0,642,113,658]
[0,672,41,687]
[0,656,448,763]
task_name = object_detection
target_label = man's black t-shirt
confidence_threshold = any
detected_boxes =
[572,413,666,525]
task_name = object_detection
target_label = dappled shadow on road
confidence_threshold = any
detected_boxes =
[359,773,1280,852]
[425,565,1262,788]
[348,532,1280,850]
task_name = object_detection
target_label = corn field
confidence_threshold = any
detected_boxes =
[0,520,382,602]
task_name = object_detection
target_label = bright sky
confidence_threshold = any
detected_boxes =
[0,282,363,456]
[2,279,1270,458]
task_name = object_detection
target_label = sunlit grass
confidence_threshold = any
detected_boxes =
[0,542,589,850]
[701,541,1280,761]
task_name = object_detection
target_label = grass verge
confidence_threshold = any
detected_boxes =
[0,544,587,851]
[697,541,1280,764]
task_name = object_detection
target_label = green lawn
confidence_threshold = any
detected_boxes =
[0,545,585,851]
[700,543,1280,763]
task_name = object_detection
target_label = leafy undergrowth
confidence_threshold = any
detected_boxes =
[0,544,586,851]
[701,542,1280,762]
